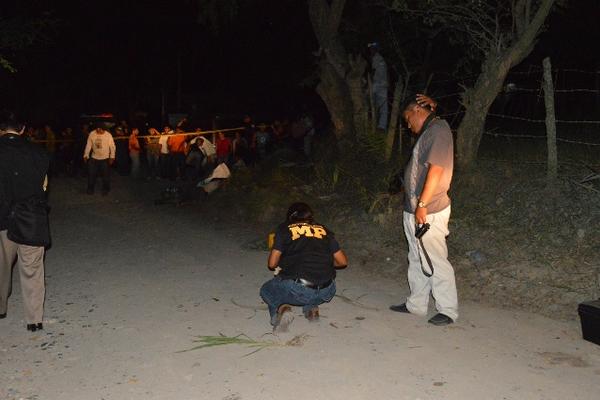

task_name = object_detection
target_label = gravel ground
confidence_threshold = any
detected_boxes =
[1,175,599,400]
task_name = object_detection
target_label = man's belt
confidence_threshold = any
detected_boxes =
[292,278,333,290]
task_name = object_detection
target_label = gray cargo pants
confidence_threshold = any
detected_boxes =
[0,230,46,324]
[403,206,458,321]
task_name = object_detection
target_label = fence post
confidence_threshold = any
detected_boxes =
[542,57,558,182]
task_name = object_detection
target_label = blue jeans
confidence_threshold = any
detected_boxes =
[87,158,110,194]
[260,277,336,325]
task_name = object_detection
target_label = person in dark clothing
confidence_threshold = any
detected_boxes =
[0,111,50,332]
[260,202,348,333]
[232,131,248,165]
[73,123,90,177]
[58,126,75,176]
[185,135,206,181]
[242,115,256,166]
[114,126,130,176]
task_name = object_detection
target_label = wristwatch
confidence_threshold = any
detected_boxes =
[417,200,427,208]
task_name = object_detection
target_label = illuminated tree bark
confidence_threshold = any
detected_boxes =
[454,0,556,169]
[308,0,367,147]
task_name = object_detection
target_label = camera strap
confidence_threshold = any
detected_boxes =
[418,237,434,277]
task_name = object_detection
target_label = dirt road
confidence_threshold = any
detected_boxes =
[1,177,599,400]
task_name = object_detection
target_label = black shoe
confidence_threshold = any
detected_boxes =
[26,323,43,332]
[428,313,453,326]
[0,313,6,319]
[389,303,410,313]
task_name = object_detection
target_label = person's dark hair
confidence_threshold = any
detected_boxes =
[0,110,23,132]
[402,98,420,114]
[286,202,314,223]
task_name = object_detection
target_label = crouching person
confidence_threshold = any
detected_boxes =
[260,202,348,333]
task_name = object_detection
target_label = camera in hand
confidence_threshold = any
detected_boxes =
[415,223,430,239]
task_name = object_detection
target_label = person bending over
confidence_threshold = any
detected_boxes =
[260,202,348,333]
[390,94,457,326]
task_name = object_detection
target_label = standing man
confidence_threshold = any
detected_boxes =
[158,125,172,179]
[390,95,458,326]
[260,203,348,333]
[83,124,116,195]
[128,127,141,179]
[167,128,187,181]
[145,127,161,179]
[367,42,389,132]
[0,111,50,332]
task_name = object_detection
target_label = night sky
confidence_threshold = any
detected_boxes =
[1,0,599,128]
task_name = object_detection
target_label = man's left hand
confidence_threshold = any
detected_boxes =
[416,94,437,112]
[415,206,427,225]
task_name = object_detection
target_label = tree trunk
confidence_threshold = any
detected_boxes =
[308,0,360,146]
[385,75,404,161]
[346,55,368,137]
[455,0,555,170]
[456,57,510,169]
[315,61,356,141]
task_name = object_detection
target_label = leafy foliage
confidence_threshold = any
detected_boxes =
[0,14,57,73]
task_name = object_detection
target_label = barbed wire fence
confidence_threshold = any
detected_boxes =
[428,63,600,175]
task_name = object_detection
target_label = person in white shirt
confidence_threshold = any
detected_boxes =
[158,126,172,179]
[83,125,116,195]
[198,136,216,164]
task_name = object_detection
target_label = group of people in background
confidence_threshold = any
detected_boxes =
[2,90,458,333]
[21,113,317,191]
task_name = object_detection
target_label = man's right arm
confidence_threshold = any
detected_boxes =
[268,249,282,270]
[83,133,92,160]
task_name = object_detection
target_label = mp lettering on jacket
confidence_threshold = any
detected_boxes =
[289,224,327,240]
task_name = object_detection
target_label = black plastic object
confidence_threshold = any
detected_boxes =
[578,299,600,346]
[415,223,430,239]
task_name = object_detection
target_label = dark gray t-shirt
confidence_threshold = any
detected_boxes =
[403,118,453,213]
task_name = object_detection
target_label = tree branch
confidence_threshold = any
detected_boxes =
[308,0,329,46]
[330,0,347,33]
[509,0,555,66]
[514,0,528,36]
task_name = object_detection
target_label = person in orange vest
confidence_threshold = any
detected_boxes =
[128,127,141,178]
[167,128,187,181]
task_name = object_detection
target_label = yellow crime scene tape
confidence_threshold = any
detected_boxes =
[30,126,246,143]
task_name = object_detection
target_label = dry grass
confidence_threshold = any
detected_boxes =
[178,333,309,357]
